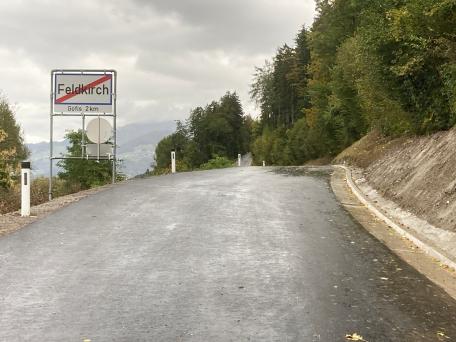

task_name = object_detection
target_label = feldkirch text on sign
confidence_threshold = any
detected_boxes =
[52,71,115,114]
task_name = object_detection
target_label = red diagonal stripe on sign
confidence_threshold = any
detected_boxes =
[55,74,112,104]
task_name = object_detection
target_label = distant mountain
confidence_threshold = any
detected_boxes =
[27,120,175,178]
[114,120,176,176]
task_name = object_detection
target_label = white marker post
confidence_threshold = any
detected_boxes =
[263,161,266,167]
[238,154,241,167]
[21,161,31,217]
[171,151,176,174]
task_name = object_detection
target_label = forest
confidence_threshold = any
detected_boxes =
[250,0,456,165]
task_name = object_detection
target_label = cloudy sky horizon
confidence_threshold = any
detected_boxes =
[0,0,316,143]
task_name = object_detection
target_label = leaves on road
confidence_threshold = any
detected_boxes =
[437,331,450,340]
[345,332,367,341]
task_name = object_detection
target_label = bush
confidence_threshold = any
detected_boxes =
[199,156,234,170]
[0,185,20,214]
[0,176,84,214]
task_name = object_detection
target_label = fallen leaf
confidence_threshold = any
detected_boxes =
[345,333,367,341]
[437,331,450,339]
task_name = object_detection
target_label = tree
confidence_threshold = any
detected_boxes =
[381,0,456,132]
[0,98,29,188]
[186,92,247,160]
[154,92,251,171]
[57,130,123,189]
[288,26,312,115]
[0,129,17,188]
[154,128,190,170]
[250,61,275,126]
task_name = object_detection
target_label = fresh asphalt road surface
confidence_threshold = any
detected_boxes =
[1,167,456,341]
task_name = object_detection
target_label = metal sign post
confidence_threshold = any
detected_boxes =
[49,70,117,200]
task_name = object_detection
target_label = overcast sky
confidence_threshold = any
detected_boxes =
[0,0,315,143]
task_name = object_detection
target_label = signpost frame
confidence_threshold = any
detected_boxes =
[49,69,117,200]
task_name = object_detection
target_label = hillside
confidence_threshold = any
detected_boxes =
[334,128,456,232]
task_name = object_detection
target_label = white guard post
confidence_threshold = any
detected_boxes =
[21,161,31,217]
[238,154,241,167]
[171,151,176,174]
[263,161,266,167]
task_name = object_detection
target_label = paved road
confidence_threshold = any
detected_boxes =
[1,167,456,341]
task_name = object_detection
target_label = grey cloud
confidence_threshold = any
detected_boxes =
[133,0,315,53]
[0,0,315,142]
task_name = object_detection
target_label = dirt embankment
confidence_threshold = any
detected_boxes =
[334,128,456,232]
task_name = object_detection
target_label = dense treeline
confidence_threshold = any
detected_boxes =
[250,0,456,165]
[154,92,252,172]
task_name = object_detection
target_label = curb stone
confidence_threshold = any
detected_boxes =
[335,164,456,272]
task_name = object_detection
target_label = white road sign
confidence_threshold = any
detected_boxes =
[52,71,115,114]
[86,117,112,144]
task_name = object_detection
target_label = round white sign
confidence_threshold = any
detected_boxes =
[86,118,112,144]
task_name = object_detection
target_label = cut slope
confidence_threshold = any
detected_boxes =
[335,128,456,232]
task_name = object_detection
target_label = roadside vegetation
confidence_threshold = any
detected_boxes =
[57,130,124,187]
[249,0,456,165]
[0,97,32,213]
[0,98,28,189]
[0,99,122,214]
[152,92,252,174]
[199,156,234,170]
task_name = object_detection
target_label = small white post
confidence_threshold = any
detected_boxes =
[21,161,31,217]
[262,161,266,167]
[238,154,241,167]
[171,151,176,174]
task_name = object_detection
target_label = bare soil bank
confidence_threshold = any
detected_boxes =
[334,128,456,232]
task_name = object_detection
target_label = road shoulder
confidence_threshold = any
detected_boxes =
[0,183,114,237]
[331,166,456,300]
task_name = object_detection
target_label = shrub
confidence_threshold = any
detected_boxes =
[0,185,20,214]
[199,156,233,170]
[0,176,84,214]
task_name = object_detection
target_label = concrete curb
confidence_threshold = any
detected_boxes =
[335,164,456,272]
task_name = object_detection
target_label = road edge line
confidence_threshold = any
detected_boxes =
[334,164,456,272]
